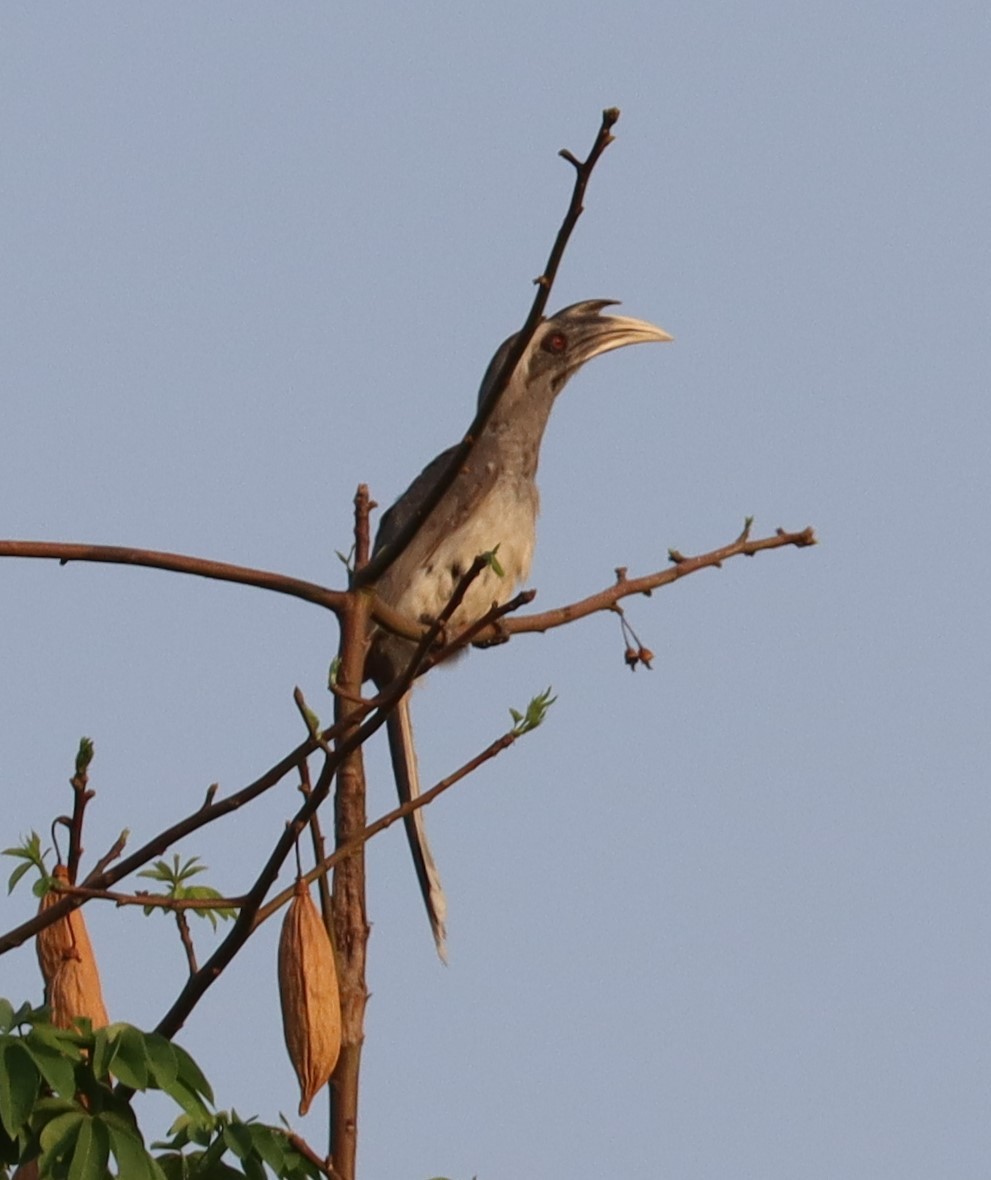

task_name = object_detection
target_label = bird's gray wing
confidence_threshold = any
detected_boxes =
[373,445,459,555]
[373,441,502,576]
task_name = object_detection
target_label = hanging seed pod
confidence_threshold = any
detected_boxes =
[278,879,341,1116]
[37,865,80,984]
[49,949,110,1031]
[37,864,109,1029]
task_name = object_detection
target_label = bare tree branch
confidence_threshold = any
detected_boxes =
[497,523,817,639]
[0,539,347,614]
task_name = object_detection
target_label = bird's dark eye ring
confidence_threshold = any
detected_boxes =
[542,330,568,354]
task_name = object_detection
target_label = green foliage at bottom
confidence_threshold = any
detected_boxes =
[0,1001,321,1180]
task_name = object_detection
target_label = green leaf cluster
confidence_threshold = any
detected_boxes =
[3,832,50,898]
[0,1003,319,1180]
[137,858,236,929]
[509,687,557,736]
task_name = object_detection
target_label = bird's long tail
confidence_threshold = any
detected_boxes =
[386,693,448,962]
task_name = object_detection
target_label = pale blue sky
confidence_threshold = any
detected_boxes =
[1,4,988,1178]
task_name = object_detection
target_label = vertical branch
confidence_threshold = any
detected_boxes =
[302,758,334,927]
[175,911,199,975]
[328,486,374,1180]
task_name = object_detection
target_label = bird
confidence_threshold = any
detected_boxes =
[365,299,672,960]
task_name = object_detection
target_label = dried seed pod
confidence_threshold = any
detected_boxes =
[49,949,110,1030]
[37,864,109,1029]
[278,880,341,1116]
[37,865,79,985]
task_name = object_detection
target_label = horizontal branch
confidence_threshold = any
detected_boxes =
[501,522,816,638]
[49,882,248,911]
[0,539,346,614]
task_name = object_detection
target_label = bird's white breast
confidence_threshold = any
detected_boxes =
[393,476,538,634]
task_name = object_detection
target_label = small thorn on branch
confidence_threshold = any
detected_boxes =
[668,549,686,565]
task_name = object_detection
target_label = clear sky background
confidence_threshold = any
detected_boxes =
[1,4,987,1178]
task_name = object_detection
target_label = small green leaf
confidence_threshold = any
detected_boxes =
[196,1127,232,1171]
[246,1124,286,1173]
[67,1113,110,1180]
[107,1117,159,1180]
[91,1025,114,1081]
[222,1120,252,1160]
[38,1108,85,1174]
[0,1039,40,1136]
[0,999,14,1033]
[25,1032,78,1098]
[160,1078,214,1130]
[150,1150,186,1180]
[7,1000,37,1029]
[6,860,33,894]
[483,545,504,578]
[243,1152,268,1180]
[144,1034,180,1090]
[4,832,48,893]
[137,860,171,883]
[510,687,557,735]
[139,854,209,887]
[75,737,95,776]
[172,1041,214,1104]
[109,1025,151,1090]
[25,1018,85,1065]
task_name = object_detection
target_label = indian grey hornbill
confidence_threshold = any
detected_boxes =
[365,300,672,960]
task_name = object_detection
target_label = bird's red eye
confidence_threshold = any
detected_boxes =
[542,331,568,354]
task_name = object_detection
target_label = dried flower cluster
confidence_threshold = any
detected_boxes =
[278,879,342,1116]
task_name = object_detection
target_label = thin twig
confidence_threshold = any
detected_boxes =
[300,758,334,927]
[287,1133,341,1180]
[175,912,198,976]
[66,756,93,885]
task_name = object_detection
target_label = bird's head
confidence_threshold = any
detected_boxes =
[477,300,672,411]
